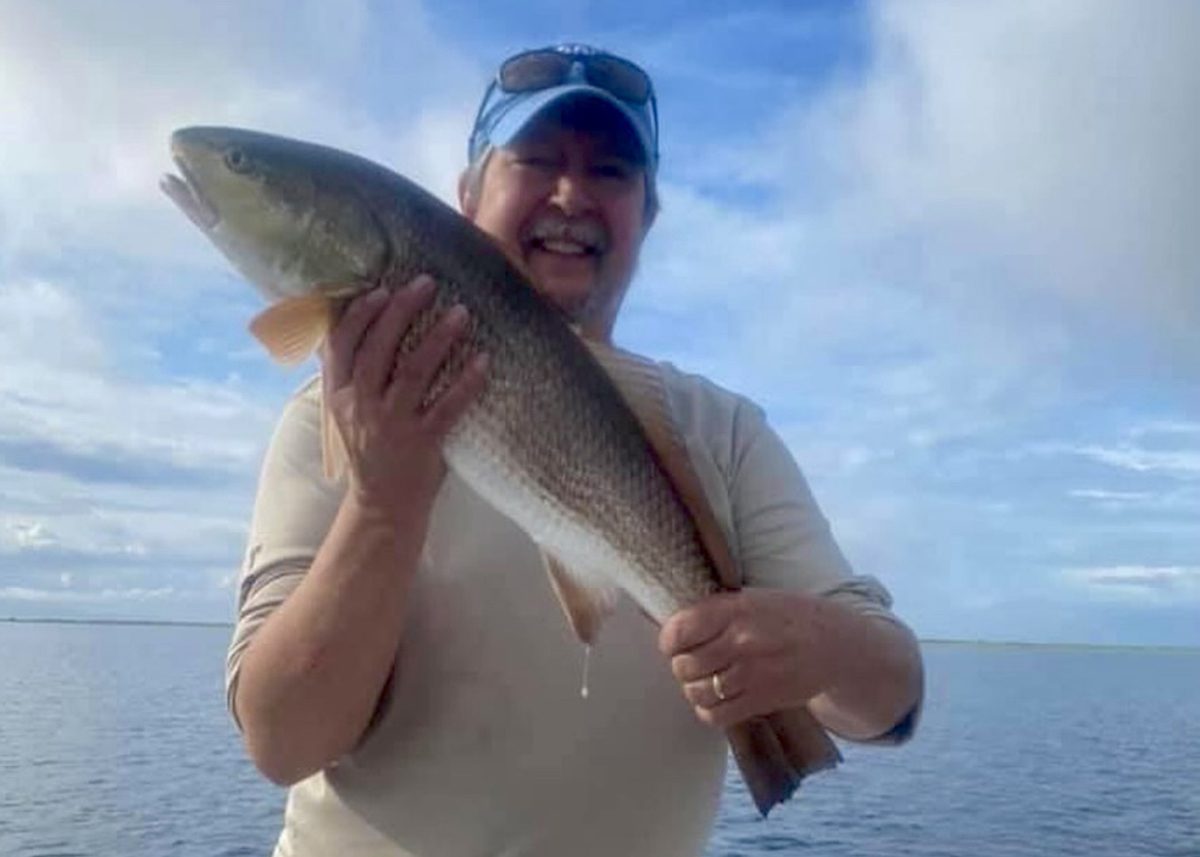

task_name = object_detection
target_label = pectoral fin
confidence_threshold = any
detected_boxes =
[540,549,621,645]
[249,294,334,365]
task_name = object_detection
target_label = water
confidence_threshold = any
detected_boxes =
[1,623,1197,856]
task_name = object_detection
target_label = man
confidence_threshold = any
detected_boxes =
[226,44,923,857]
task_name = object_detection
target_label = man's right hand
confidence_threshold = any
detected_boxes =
[236,275,490,785]
[320,274,489,522]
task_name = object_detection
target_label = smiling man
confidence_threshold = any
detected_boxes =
[226,43,923,857]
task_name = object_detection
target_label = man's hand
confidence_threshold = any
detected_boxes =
[658,589,922,739]
[321,274,489,522]
[236,273,490,785]
[658,590,840,729]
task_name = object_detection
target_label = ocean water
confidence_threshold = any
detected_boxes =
[1,622,1197,856]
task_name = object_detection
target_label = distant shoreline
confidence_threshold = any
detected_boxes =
[918,637,1199,654]
[2,616,232,629]
[2,616,1197,651]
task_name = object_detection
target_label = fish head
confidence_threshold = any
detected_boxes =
[162,126,388,300]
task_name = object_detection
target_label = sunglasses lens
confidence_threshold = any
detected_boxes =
[475,48,659,163]
[584,55,651,103]
[499,50,652,105]
[499,51,572,92]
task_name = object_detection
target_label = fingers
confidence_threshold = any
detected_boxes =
[353,276,437,395]
[682,663,769,729]
[682,661,747,709]
[323,286,390,390]
[385,302,471,413]
[670,626,737,683]
[691,690,763,730]
[421,353,489,438]
[317,273,488,456]
[658,592,741,657]
[662,592,797,730]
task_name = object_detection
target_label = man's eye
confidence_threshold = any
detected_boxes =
[518,156,556,169]
[594,163,634,180]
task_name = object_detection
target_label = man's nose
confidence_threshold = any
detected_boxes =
[549,169,595,215]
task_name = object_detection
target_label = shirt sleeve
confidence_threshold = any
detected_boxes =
[698,382,920,745]
[726,400,895,615]
[224,377,345,730]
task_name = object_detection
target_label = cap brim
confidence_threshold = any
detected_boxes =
[486,84,656,168]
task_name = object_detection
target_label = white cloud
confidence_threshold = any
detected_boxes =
[1057,444,1200,478]
[0,586,177,603]
[1069,489,1154,503]
[1066,488,1200,518]
[653,1,1200,375]
[4,519,57,549]
[0,1,480,268]
[0,278,268,605]
[1128,421,1200,439]
[852,2,1199,340]
[0,280,276,477]
[1064,565,1200,603]
[628,1,1200,465]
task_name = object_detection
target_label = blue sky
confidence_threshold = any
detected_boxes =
[1,1,1197,645]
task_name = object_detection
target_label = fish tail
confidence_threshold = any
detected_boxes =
[727,707,841,817]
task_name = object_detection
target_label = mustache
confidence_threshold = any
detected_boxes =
[526,215,609,252]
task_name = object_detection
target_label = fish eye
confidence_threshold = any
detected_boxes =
[224,147,252,174]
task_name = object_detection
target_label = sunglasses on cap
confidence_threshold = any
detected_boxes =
[469,44,659,165]
[499,45,655,104]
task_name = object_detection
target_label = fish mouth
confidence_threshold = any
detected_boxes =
[160,157,219,231]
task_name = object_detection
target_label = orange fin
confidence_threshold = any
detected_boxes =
[249,294,333,365]
[766,706,842,780]
[584,340,742,591]
[540,548,621,645]
[727,717,802,817]
[728,709,841,817]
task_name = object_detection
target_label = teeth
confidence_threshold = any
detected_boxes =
[540,239,588,256]
[529,219,606,253]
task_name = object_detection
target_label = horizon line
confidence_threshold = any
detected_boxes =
[3,617,1198,651]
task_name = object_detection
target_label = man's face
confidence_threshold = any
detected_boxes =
[460,105,650,340]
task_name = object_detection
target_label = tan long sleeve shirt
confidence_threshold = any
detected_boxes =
[226,361,910,857]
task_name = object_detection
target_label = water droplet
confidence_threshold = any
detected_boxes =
[580,644,592,699]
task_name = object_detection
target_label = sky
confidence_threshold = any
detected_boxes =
[0,0,1197,646]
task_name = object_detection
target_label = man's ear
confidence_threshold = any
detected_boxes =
[457,170,476,218]
[641,206,657,234]
[640,174,659,234]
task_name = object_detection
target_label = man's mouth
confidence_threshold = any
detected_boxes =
[526,218,607,259]
[532,237,596,257]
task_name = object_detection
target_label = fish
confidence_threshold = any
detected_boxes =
[161,126,841,816]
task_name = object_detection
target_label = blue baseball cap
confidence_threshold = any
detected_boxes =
[468,44,659,172]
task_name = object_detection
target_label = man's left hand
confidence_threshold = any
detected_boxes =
[658,589,847,730]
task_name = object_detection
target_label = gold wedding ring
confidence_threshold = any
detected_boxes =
[711,671,728,703]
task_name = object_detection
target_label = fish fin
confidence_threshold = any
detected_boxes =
[766,706,842,779]
[583,341,742,591]
[318,383,350,482]
[249,294,333,365]
[727,709,840,817]
[726,717,801,817]
[539,548,621,645]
